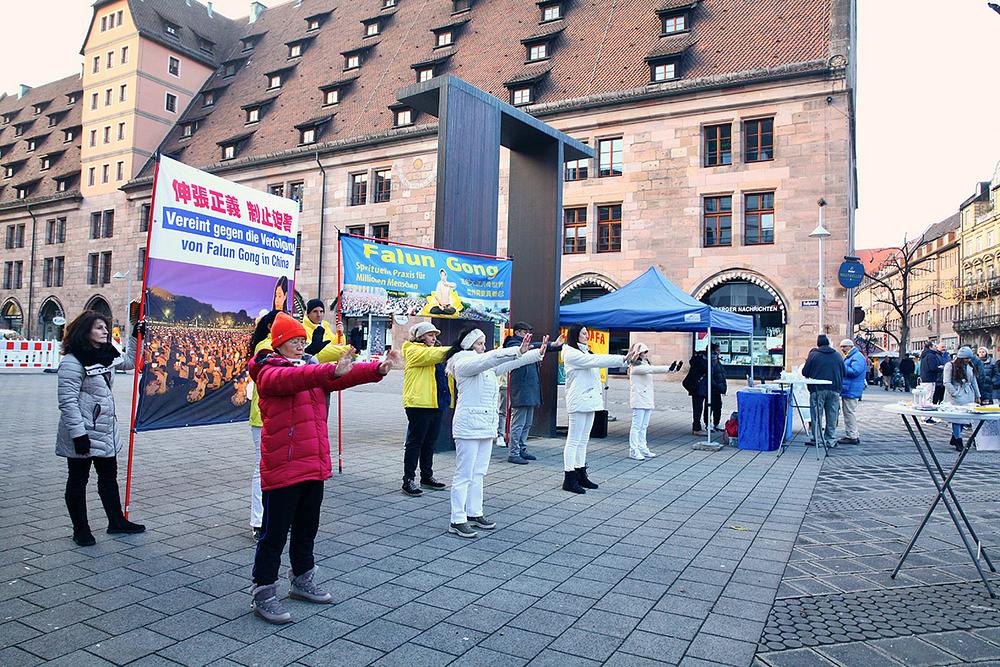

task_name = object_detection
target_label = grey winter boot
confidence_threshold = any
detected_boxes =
[250,583,291,624]
[288,566,332,604]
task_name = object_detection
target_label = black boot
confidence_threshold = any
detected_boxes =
[562,470,586,494]
[575,467,599,490]
[65,472,95,546]
[97,472,145,534]
[951,436,963,452]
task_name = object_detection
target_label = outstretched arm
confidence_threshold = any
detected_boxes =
[564,348,627,370]
[495,348,543,375]
[629,364,673,375]
[453,347,521,377]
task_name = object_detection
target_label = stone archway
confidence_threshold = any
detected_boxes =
[293,291,306,320]
[560,272,620,302]
[85,294,113,321]
[1,298,23,335]
[38,296,65,341]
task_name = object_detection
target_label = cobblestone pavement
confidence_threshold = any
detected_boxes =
[1,371,998,666]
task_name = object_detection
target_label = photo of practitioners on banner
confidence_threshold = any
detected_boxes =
[136,156,299,431]
[339,234,512,322]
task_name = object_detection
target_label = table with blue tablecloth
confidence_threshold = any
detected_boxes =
[736,389,788,452]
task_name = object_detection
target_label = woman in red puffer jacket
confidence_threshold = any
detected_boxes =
[246,313,400,624]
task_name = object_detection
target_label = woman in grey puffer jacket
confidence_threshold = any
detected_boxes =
[57,310,145,546]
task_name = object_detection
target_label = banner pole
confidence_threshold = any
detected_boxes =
[124,158,159,519]
[337,232,343,474]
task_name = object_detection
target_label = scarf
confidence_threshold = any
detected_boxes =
[75,343,121,369]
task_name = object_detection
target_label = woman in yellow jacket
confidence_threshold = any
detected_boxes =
[401,322,450,497]
[246,308,350,540]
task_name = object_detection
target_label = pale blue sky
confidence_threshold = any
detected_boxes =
[3,0,997,249]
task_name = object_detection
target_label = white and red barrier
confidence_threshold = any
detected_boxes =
[1,339,61,370]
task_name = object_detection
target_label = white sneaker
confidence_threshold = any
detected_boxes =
[640,448,656,458]
[628,451,646,461]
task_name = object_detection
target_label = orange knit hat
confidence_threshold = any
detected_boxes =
[270,312,307,349]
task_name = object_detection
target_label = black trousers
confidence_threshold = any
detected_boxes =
[933,384,945,404]
[252,479,324,586]
[692,393,723,429]
[65,456,124,533]
[403,408,442,482]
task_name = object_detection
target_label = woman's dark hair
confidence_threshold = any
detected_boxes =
[565,324,588,352]
[62,310,111,356]
[445,326,478,362]
[248,309,280,358]
[953,357,972,385]
[272,276,289,311]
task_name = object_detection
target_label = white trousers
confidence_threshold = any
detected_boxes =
[629,408,652,454]
[250,425,263,529]
[451,438,492,524]
[564,411,595,471]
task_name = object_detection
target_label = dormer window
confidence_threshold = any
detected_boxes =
[436,30,453,47]
[268,74,282,89]
[56,176,70,192]
[295,116,332,146]
[63,128,75,142]
[197,37,214,54]
[241,35,262,52]
[32,105,42,115]
[307,17,321,30]
[289,43,302,58]
[661,11,688,34]
[323,88,340,106]
[14,125,25,137]
[26,139,36,152]
[527,43,548,61]
[345,54,360,70]
[365,20,380,37]
[512,87,532,105]
[164,21,179,37]
[301,128,316,144]
[540,2,561,22]
[417,67,434,82]
[224,62,238,77]
[67,93,78,105]
[305,12,331,31]
[222,144,236,160]
[393,107,413,127]
[47,116,57,127]
[218,132,253,161]
[4,166,15,178]
[181,121,199,138]
[383,0,396,7]
[40,156,50,171]
[16,185,30,199]
[203,91,216,107]
[246,107,261,124]
[650,58,678,82]
[452,0,472,13]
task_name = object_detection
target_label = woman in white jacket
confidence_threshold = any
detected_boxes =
[562,324,633,494]
[445,327,548,538]
[627,343,672,461]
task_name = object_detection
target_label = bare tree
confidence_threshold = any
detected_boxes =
[859,233,940,359]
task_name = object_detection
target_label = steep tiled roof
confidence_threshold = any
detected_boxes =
[147,0,833,175]
[920,212,961,244]
[88,0,242,68]
[0,75,83,209]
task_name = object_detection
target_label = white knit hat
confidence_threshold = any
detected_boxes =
[409,322,440,341]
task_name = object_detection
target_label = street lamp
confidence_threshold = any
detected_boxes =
[112,270,132,326]
[809,198,831,334]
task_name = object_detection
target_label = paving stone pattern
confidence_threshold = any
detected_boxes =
[1,372,817,666]
[756,390,1000,666]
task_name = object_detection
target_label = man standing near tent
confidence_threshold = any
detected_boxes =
[502,322,563,464]
[802,335,844,448]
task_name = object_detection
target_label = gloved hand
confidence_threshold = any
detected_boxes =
[73,434,91,456]
[131,320,146,338]
[304,325,329,355]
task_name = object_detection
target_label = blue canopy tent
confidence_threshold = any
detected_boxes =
[559,267,754,446]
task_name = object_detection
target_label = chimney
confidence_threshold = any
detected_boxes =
[18,84,32,99]
[249,1,266,23]
[206,1,213,17]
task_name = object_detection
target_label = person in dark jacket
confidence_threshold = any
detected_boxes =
[919,342,945,403]
[697,344,727,432]
[802,335,844,448]
[682,350,708,435]
[899,355,916,392]
[976,347,996,403]
[879,356,896,390]
[501,322,562,464]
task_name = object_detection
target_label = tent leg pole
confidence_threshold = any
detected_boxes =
[707,327,712,446]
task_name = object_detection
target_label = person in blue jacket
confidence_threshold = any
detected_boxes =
[838,339,867,445]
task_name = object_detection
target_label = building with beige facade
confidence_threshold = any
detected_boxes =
[0,0,857,379]
[957,164,1000,350]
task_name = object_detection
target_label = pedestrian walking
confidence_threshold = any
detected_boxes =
[880,355,896,391]
[444,328,547,538]
[57,310,146,547]
[561,324,634,494]
[802,334,844,449]
[247,313,399,624]
[627,343,672,460]
[501,322,563,464]
[401,322,450,496]
[943,346,980,451]
[919,342,945,404]
[899,354,916,392]
[977,347,997,404]
[838,339,866,445]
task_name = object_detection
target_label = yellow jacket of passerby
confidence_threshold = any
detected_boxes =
[402,340,449,409]
[302,318,351,364]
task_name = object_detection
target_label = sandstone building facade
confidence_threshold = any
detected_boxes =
[0,0,857,377]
